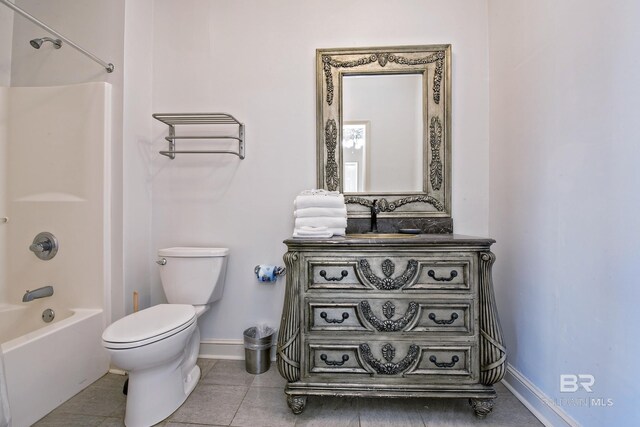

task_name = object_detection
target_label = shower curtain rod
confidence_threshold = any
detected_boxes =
[0,0,114,73]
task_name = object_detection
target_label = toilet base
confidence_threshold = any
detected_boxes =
[123,327,201,427]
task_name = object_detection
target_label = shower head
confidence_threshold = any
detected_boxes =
[29,37,62,49]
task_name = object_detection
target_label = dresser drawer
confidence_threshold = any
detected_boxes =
[409,260,471,292]
[307,341,475,382]
[307,256,474,292]
[307,299,473,335]
[308,260,363,289]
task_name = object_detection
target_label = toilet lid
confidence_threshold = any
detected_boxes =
[102,304,196,345]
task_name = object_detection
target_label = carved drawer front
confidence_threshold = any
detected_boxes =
[308,344,368,374]
[308,302,367,332]
[308,256,474,292]
[359,300,473,334]
[405,345,474,380]
[407,260,473,292]
[307,299,472,335]
[308,341,474,381]
[308,261,363,290]
[411,302,472,334]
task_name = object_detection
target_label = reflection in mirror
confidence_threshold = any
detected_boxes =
[342,122,368,192]
[342,74,423,193]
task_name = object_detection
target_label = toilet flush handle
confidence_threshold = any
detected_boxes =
[156,258,167,266]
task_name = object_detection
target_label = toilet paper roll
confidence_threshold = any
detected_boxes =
[254,265,285,282]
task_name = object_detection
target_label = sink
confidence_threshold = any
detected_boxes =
[346,233,417,239]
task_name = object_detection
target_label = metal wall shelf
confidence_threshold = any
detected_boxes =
[153,113,245,159]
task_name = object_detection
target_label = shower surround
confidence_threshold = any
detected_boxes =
[0,82,111,426]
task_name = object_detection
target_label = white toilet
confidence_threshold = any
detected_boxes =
[102,247,229,427]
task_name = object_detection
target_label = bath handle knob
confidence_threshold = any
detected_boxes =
[29,232,58,260]
[156,258,167,265]
[30,242,51,253]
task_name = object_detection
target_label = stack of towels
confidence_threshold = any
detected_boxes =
[293,190,347,238]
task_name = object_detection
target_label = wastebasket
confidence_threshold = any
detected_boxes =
[243,326,275,374]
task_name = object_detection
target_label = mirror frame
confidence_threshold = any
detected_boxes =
[316,45,451,223]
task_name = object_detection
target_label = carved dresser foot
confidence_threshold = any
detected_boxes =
[468,398,494,418]
[287,395,307,414]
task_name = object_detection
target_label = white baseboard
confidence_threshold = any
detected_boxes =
[502,363,579,427]
[198,339,277,361]
[199,339,245,360]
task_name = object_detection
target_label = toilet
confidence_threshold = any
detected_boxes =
[102,247,229,427]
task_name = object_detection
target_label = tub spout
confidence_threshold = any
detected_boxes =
[23,285,54,302]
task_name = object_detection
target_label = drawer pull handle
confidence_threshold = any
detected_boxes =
[320,311,349,323]
[360,343,420,375]
[427,269,458,282]
[429,355,459,368]
[358,259,419,290]
[320,354,349,366]
[319,270,349,281]
[359,301,419,332]
[428,312,459,325]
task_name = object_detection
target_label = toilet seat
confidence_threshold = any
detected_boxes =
[103,304,196,349]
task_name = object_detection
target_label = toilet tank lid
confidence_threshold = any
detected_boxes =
[158,247,229,257]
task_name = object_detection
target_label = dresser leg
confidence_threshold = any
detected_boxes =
[468,398,494,418]
[287,395,307,414]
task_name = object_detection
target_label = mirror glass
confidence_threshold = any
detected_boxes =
[342,74,423,193]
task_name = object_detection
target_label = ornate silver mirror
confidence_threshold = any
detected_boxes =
[316,45,452,232]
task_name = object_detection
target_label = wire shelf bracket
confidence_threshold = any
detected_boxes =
[152,113,245,160]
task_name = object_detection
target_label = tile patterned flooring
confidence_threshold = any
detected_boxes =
[35,359,543,427]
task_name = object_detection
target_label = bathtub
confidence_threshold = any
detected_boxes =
[0,303,109,427]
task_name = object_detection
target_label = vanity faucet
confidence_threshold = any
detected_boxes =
[370,199,379,233]
[22,285,54,302]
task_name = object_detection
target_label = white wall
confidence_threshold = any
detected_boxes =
[151,0,490,341]
[121,0,154,317]
[488,1,640,425]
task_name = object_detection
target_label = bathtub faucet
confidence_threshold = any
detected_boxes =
[22,285,54,302]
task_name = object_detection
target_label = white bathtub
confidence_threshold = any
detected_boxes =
[0,303,109,427]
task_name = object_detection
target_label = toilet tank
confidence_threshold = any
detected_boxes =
[157,247,229,305]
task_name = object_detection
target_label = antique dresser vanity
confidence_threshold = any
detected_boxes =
[277,45,506,418]
[277,235,506,417]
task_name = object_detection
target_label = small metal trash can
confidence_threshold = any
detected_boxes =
[243,326,275,374]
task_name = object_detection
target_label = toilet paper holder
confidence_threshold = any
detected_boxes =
[254,265,286,282]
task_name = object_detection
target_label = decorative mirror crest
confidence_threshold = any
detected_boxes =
[322,51,445,106]
[429,116,443,191]
[325,119,339,191]
[316,45,452,227]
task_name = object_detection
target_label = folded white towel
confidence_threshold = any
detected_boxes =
[292,226,345,238]
[294,207,347,218]
[294,194,345,209]
[299,189,341,196]
[328,227,346,236]
[293,226,333,238]
[297,226,328,233]
[295,217,348,229]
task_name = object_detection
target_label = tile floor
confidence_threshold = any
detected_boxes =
[35,359,543,427]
